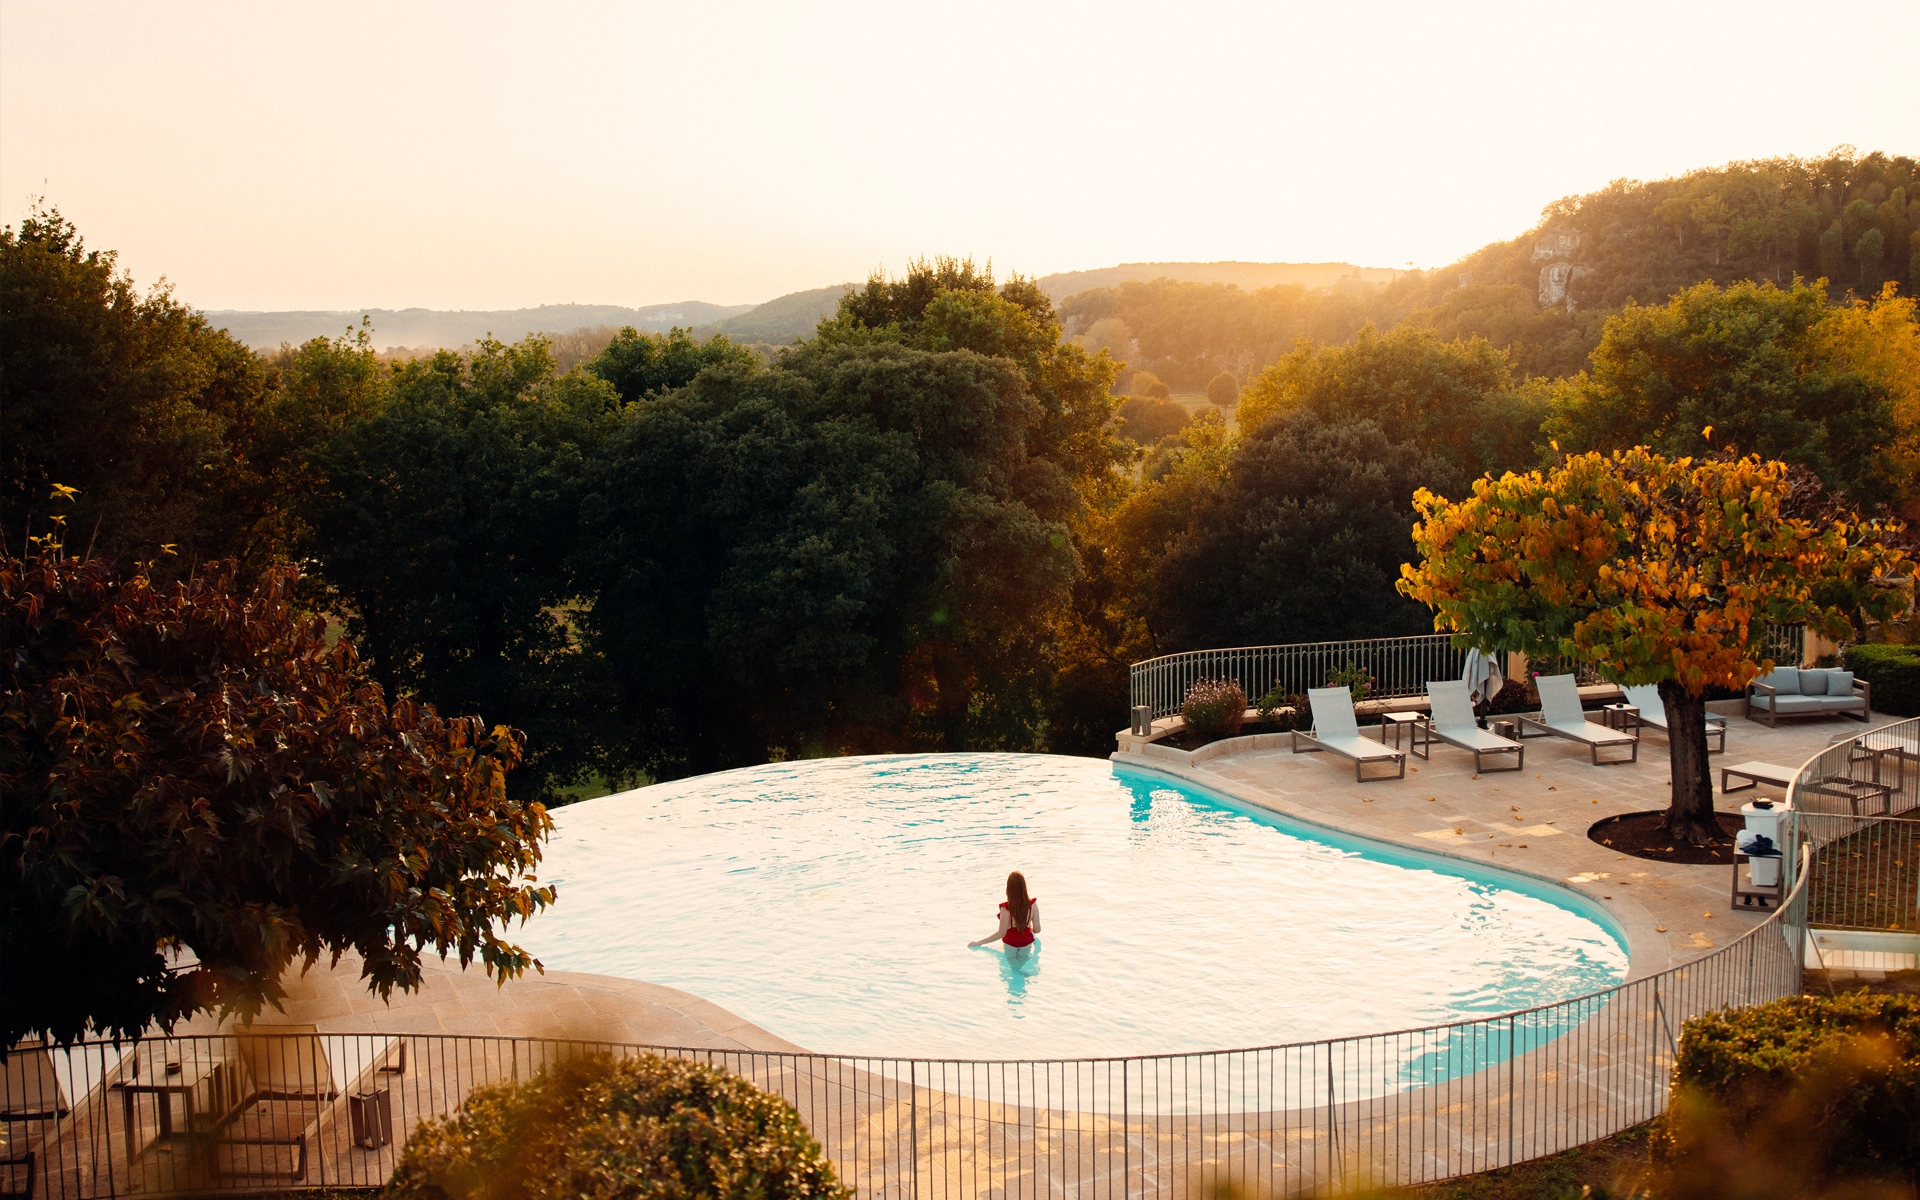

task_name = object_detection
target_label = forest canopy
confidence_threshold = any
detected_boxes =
[6,149,1918,797]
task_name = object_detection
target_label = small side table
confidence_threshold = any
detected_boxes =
[1379,711,1431,758]
[1602,703,1639,732]
[111,1042,238,1165]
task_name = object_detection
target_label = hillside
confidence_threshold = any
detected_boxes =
[1036,261,1398,301]
[1065,150,1918,387]
[692,283,852,344]
[210,301,755,351]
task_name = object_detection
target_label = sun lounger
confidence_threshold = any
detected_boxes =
[1621,684,1726,753]
[1520,674,1639,765]
[1425,680,1523,772]
[1291,686,1407,781]
[3,1040,70,1196]
[220,1025,339,1182]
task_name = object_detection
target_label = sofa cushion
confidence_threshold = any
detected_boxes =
[1798,669,1829,695]
[1756,667,1801,695]
[1769,696,1828,713]
[1818,695,1866,710]
[1825,669,1856,695]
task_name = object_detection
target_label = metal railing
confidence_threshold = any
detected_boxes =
[1783,716,1920,933]
[1128,636,1499,721]
[5,864,1810,1198]
[1128,626,1806,723]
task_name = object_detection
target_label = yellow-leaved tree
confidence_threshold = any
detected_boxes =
[1399,448,1907,845]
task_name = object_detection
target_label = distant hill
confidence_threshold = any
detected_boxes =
[1036,261,1400,301]
[210,301,756,351]
[694,284,854,343]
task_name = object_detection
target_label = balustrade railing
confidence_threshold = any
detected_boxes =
[1130,626,1806,724]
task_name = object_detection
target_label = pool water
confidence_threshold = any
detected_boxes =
[519,754,1628,1060]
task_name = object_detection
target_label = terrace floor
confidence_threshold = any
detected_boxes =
[1115,705,1859,979]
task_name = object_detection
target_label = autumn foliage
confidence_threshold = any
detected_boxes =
[1399,448,1907,841]
[0,548,557,1045]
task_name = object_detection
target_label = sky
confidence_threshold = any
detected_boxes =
[3,1,1916,313]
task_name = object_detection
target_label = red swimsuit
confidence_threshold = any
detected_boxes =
[999,899,1037,947]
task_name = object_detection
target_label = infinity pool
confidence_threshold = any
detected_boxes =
[519,754,1628,1059]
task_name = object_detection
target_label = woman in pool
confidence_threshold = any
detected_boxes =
[969,871,1040,948]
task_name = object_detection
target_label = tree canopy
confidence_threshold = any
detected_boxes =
[1546,279,1894,501]
[1400,449,1907,843]
[1,544,554,1045]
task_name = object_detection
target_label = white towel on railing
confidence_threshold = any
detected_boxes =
[1462,649,1502,705]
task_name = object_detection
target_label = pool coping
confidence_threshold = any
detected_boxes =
[1113,744,1766,990]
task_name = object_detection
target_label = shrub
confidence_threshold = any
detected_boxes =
[385,1053,848,1200]
[1485,677,1539,715]
[1324,665,1372,702]
[1181,678,1247,740]
[1131,370,1172,400]
[1114,395,1190,445]
[1661,993,1920,1194]
[1205,372,1238,407]
[1845,642,1920,716]
[1254,685,1308,731]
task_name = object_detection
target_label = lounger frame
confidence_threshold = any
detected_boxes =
[1519,675,1640,765]
[1425,680,1524,772]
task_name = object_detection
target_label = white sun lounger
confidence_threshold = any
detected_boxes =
[1520,674,1639,764]
[1291,686,1406,781]
[1621,684,1726,753]
[1426,680,1524,772]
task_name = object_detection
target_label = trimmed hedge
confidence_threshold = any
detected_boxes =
[1845,643,1920,716]
[385,1053,849,1200]
[1668,993,1920,1186]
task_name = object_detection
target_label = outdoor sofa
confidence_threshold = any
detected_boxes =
[1519,673,1639,764]
[1621,683,1727,753]
[1745,666,1870,727]
[1424,679,1524,772]
[1291,686,1406,781]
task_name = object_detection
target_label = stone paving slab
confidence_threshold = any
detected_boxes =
[1118,709,1852,979]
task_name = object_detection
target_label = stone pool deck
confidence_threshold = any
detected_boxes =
[1115,707,1849,980]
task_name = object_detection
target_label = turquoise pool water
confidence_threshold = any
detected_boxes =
[519,754,1628,1060]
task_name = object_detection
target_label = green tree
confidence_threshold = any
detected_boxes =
[1401,449,1905,845]
[578,342,1082,775]
[1238,324,1540,478]
[1205,372,1238,407]
[1,546,554,1046]
[1855,227,1885,292]
[1547,279,1894,500]
[1149,408,1453,651]
[1115,395,1189,444]
[1,208,278,572]
[586,325,756,403]
[1820,220,1849,283]
[308,337,623,801]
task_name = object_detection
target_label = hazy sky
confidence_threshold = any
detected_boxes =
[3,1,1916,312]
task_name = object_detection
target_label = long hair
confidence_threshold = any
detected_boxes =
[1005,871,1032,928]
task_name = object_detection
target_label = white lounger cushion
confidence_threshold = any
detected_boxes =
[1427,680,1521,751]
[1306,687,1400,760]
[1535,675,1637,745]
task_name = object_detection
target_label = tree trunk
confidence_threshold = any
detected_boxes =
[1661,681,1722,846]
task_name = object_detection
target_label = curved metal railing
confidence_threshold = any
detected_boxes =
[9,861,1810,1198]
